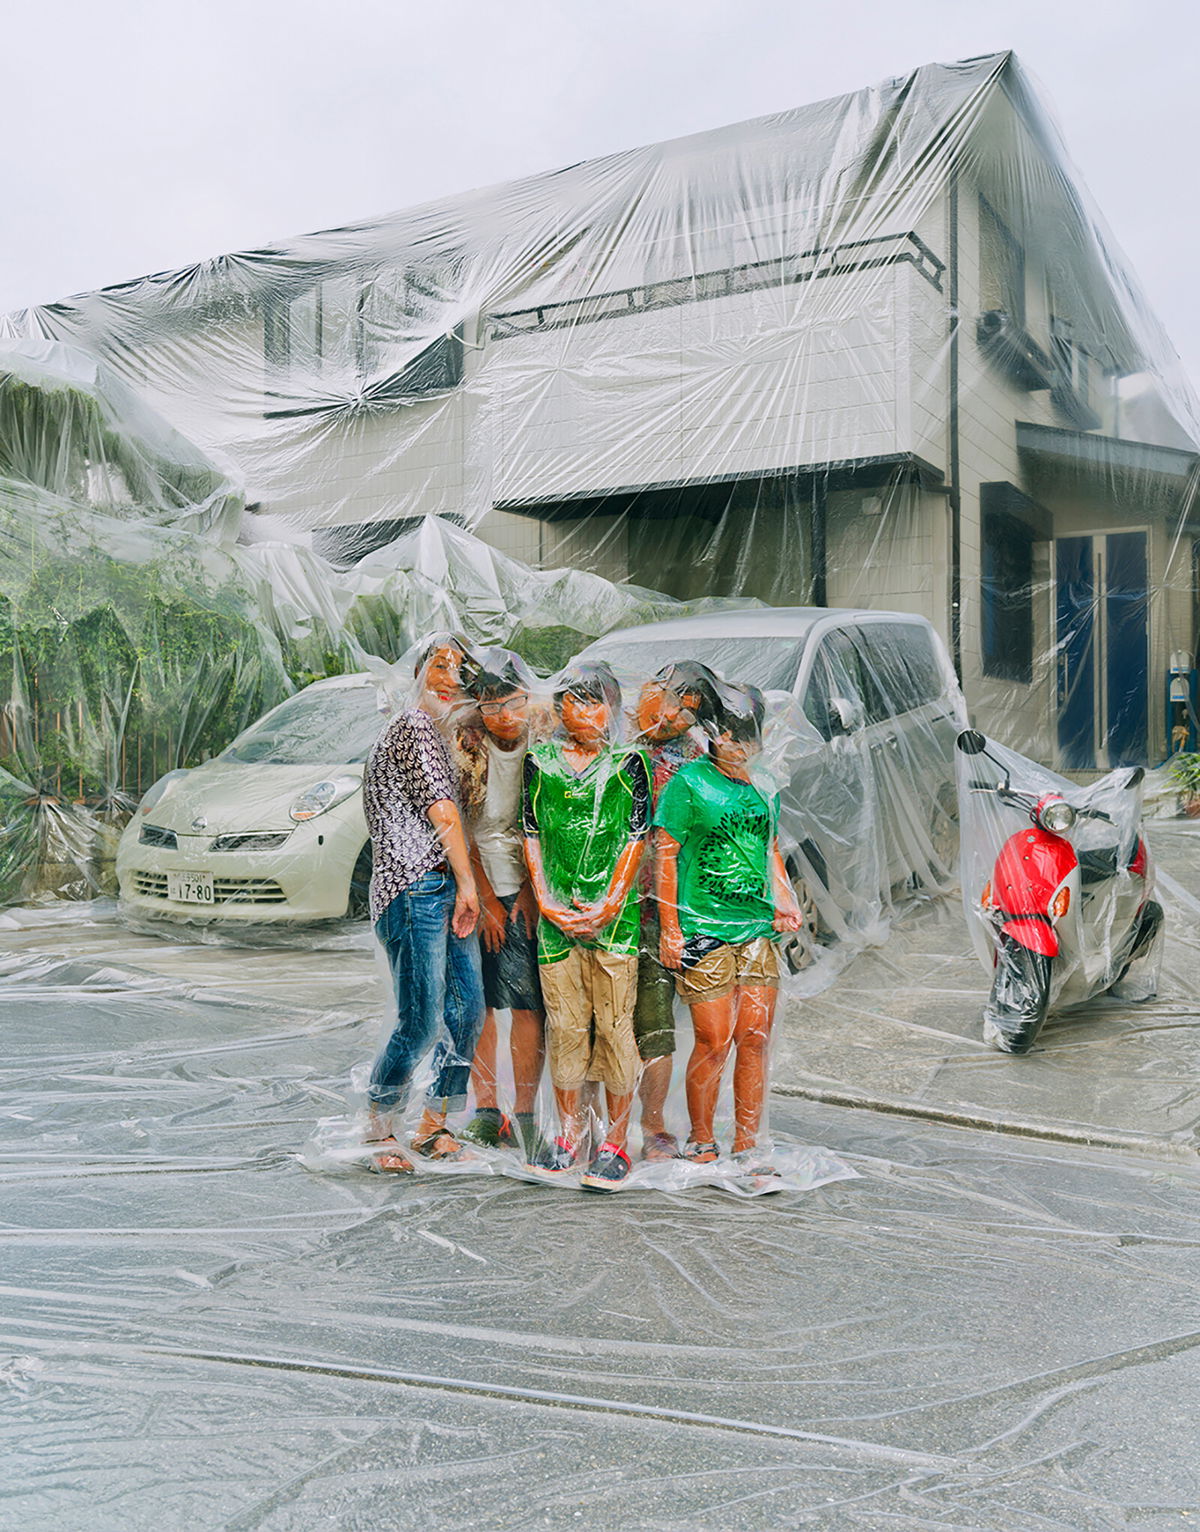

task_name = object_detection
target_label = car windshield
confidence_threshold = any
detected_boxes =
[583,635,804,691]
[221,687,385,765]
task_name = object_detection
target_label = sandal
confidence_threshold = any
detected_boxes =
[410,1127,464,1161]
[641,1130,680,1162]
[681,1140,720,1164]
[364,1136,416,1175]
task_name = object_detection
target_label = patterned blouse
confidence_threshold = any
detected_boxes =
[361,708,458,921]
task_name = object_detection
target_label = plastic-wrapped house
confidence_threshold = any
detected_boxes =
[5,50,1197,770]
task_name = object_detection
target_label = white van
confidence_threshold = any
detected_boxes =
[578,607,968,959]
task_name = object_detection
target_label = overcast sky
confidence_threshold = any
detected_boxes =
[4,0,1198,384]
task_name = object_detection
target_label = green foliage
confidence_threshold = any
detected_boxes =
[1168,752,1200,796]
[0,367,229,514]
[508,623,591,676]
[0,503,292,811]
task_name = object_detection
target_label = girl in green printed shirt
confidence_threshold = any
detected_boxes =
[653,683,803,1169]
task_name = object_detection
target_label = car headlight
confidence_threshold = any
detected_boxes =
[138,769,190,816]
[289,776,361,822]
[1037,799,1076,834]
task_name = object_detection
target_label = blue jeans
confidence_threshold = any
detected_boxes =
[368,869,485,1114]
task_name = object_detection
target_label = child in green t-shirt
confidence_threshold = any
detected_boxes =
[653,682,803,1169]
[521,662,651,1190]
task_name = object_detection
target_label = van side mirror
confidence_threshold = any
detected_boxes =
[828,696,861,736]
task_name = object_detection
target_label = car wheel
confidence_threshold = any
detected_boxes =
[347,842,372,920]
[925,786,960,886]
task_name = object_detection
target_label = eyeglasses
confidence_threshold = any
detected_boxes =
[478,694,528,718]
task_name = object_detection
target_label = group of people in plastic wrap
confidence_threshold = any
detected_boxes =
[360,633,804,1190]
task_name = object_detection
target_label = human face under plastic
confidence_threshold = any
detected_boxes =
[478,689,529,746]
[711,729,762,777]
[424,645,464,704]
[637,681,696,743]
[560,691,611,745]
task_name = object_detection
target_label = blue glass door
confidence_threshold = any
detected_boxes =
[1104,531,1149,766]
[1055,532,1149,768]
[1056,537,1096,769]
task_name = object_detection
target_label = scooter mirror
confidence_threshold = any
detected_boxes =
[1124,766,1145,789]
[956,729,988,755]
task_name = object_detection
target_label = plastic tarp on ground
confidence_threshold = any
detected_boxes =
[3,873,1200,1528]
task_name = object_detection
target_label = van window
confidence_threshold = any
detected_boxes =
[853,623,943,722]
[802,632,865,740]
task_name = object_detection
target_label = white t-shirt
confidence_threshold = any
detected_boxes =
[473,737,527,897]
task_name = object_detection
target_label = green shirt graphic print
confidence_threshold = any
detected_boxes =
[522,740,651,963]
[654,756,779,945]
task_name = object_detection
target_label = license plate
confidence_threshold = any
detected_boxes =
[167,871,215,904]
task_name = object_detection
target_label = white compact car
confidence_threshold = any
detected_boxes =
[117,673,384,924]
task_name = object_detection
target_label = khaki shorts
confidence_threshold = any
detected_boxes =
[673,936,780,1004]
[539,946,641,1095]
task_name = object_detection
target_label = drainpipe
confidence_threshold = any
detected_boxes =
[948,170,963,680]
[811,474,827,605]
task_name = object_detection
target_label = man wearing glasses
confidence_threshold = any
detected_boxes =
[453,649,549,1160]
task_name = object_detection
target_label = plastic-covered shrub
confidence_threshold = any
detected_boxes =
[0,344,291,900]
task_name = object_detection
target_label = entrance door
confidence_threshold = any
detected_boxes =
[1055,531,1149,768]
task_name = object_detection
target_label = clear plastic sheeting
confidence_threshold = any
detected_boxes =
[3,51,1198,781]
[3,892,1200,1528]
[6,44,1200,1518]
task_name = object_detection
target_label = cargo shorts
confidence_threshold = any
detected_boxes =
[538,945,641,1095]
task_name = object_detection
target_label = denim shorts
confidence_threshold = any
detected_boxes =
[481,893,543,1012]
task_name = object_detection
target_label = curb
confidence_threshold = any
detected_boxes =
[773,1082,1200,1164]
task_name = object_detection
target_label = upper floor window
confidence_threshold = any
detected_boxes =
[263,266,463,416]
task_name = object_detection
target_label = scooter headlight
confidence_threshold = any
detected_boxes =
[1037,798,1076,834]
[289,775,361,822]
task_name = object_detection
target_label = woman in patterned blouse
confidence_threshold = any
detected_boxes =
[361,635,486,1172]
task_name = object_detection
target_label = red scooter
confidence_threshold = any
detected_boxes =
[956,729,1163,1053]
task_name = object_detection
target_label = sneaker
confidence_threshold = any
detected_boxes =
[461,1109,517,1149]
[529,1135,580,1175]
[580,1142,632,1191]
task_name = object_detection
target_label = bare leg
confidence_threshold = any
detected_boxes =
[603,1088,635,1154]
[638,1054,673,1139]
[469,1009,499,1110]
[553,1085,584,1146]
[730,985,777,1152]
[685,994,736,1146]
[510,1007,545,1115]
